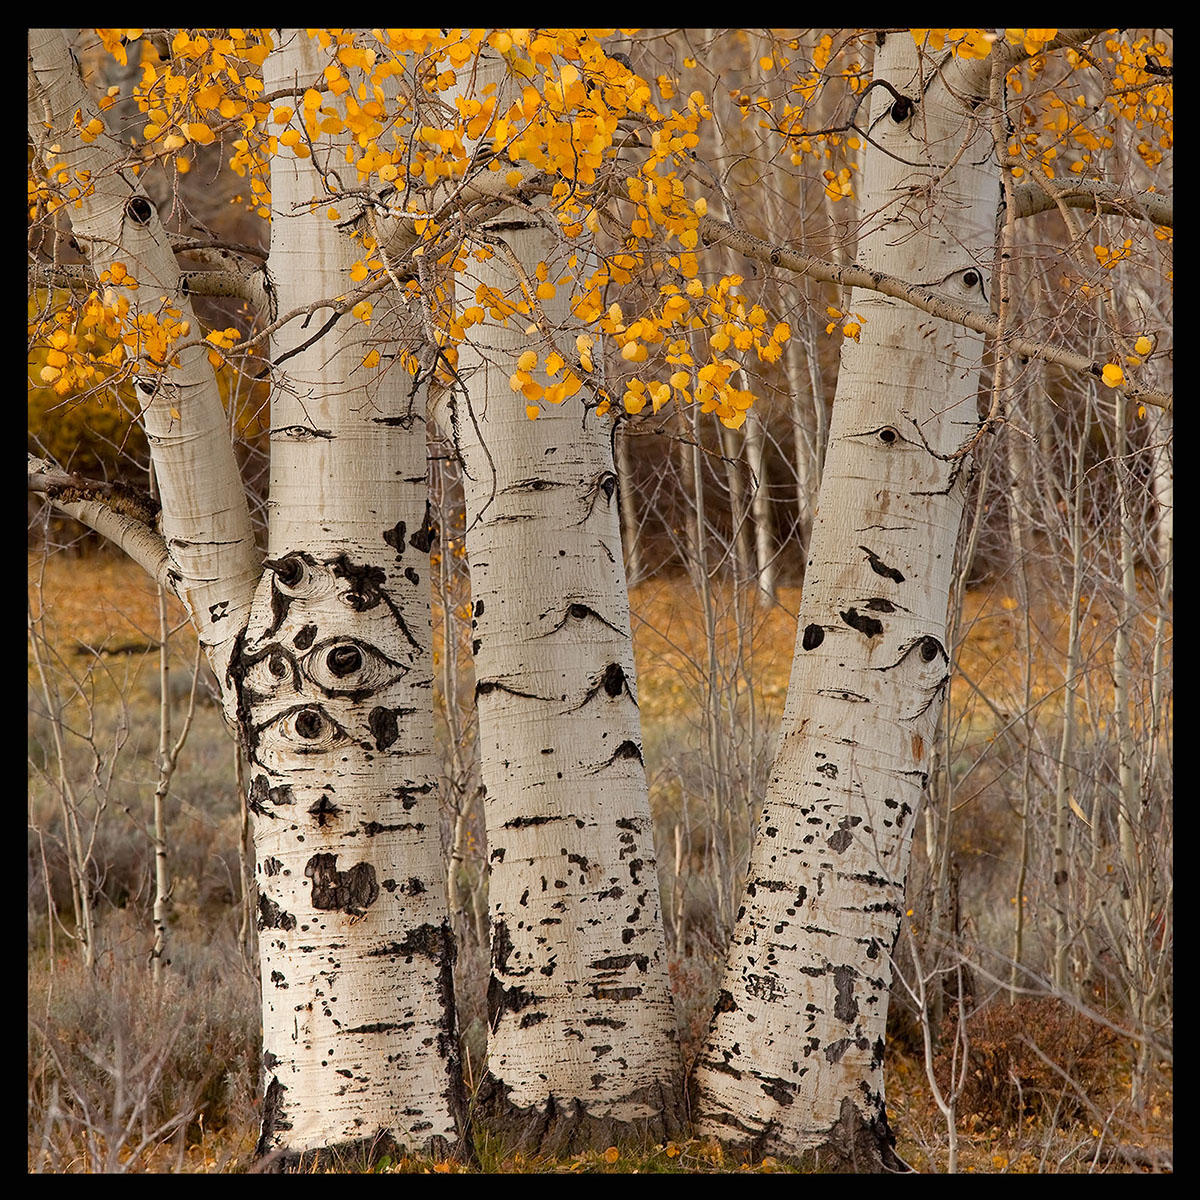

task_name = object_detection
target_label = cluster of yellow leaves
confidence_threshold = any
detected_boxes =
[825,306,865,341]
[1003,34,1170,183]
[29,256,238,399]
[1094,239,1133,270]
[31,266,150,397]
[272,29,791,426]
[733,33,865,181]
[29,151,96,219]
[509,343,585,418]
[909,28,1000,59]
[98,28,275,215]
[33,296,130,396]
[41,29,803,428]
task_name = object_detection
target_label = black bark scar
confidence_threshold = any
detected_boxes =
[305,853,380,916]
[539,601,627,638]
[859,545,905,583]
[408,501,438,553]
[840,607,884,638]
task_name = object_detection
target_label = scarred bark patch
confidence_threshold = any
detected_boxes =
[304,853,380,916]
[258,894,297,931]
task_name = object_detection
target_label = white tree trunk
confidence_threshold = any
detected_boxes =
[231,31,465,1164]
[28,28,261,698]
[449,201,683,1150]
[694,33,997,1167]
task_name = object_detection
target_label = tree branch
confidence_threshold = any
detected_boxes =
[696,212,1171,410]
[1011,179,1171,228]
[29,455,172,589]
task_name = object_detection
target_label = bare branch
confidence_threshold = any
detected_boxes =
[28,454,172,589]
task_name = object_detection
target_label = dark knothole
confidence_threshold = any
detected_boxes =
[962,269,980,289]
[126,195,155,225]
[878,427,899,445]
[294,708,325,739]
[269,554,305,588]
[889,96,913,122]
[326,644,363,677]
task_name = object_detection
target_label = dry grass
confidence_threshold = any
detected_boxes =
[27,550,1172,1172]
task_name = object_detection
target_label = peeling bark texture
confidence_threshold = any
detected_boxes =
[445,57,684,1149]
[694,34,995,1165]
[241,30,465,1165]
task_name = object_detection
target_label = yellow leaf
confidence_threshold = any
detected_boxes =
[1101,363,1124,388]
[1135,335,1153,355]
[525,404,539,420]
[1068,795,1092,828]
[604,1146,619,1163]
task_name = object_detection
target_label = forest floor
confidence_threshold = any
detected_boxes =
[27,549,1172,1173]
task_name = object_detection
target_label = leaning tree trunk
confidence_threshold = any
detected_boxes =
[235,31,466,1165]
[27,27,261,693]
[693,32,997,1169]
[448,131,684,1151]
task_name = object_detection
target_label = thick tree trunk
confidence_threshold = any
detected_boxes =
[233,31,466,1166]
[694,33,997,1168]
[450,184,684,1151]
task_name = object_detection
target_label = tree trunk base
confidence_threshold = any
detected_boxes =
[701,1096,912,1173]
[473,1072,687,1157]
[255,1129,477,1173]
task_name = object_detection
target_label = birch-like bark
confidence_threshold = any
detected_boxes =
[236,30,465,1163]
[28,29,261,701]
[450,176,683,1150]
[694,33,997,1167]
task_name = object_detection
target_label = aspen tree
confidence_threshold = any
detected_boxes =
[447,56,685,1154]
[693,31,999,1168]
[29,27,466,1166]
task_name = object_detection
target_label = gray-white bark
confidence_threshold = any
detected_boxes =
[235,30,465,1164]
[694,33,997,1167]
[448,85,683,1142]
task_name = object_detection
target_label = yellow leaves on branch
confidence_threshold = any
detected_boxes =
[825,306,865,341]
[909,28,999,58]
[29,272,223,396]
[79,30,816,429]
[1094,240,1133,270]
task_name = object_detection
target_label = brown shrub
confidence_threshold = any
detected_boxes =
[934,996,1122,1125]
